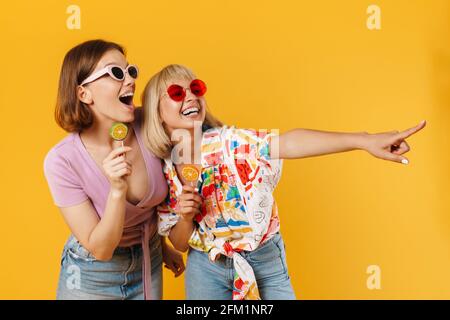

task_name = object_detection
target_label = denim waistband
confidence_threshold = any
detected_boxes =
[64,224,160,300]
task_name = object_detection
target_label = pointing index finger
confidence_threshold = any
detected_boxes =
[397,120,426,140]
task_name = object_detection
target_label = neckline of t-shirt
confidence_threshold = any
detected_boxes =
[74,120,154,209]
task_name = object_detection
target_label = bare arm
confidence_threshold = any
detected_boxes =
[272,120,426,164]
[59,146,133,261]
[60,188,127,261]
[167,185,201,252]
[274,128,368,159]
[168,218,196,253]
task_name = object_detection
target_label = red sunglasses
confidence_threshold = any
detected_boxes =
[165,79,207,102]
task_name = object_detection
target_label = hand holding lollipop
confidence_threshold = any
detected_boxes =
[102,122,132,189]
[178,165,202,221]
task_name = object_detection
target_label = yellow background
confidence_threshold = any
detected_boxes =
[0,0,449,299]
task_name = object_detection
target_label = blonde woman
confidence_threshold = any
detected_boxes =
[141,64,426,300]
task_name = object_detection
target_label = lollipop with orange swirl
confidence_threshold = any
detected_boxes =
[109,122,129,157]
[109,122,128,145]
[181,165,199,188]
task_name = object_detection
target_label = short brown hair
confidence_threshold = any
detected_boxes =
[55,39,125,132]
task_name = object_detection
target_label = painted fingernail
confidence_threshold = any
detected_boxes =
[401,159,409,165]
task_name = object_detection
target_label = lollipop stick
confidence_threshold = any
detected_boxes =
[121,140,126,159]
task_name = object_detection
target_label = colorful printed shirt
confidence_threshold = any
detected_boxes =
[157,126,283,300]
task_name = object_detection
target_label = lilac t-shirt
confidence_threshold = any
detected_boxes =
[43,108,168,247]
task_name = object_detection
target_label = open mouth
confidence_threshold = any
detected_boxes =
[180,105,200,117]
[118,92,134,107]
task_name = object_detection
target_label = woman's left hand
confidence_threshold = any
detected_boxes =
[162,239,185,277]
[363,120,427,164]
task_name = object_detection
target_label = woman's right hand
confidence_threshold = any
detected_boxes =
[102,146,133,191]
[176,185,202,221]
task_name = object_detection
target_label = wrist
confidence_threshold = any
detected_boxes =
[110,186,127,199]
[353,131,370,150]
[178,215,195,224]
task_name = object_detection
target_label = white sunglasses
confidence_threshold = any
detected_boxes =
[80,64,139,86]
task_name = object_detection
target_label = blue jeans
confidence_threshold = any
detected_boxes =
[185,232,296,300]
[56,232,163,300]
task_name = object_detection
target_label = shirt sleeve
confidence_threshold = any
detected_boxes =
[43,150,88,208]
[157,202,180,237]
[226,128,277,161]
[158,202,207,252]
[225,127,282,183]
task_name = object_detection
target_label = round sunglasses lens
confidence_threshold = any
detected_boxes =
[167,85,185,102]
[190,79,207,96]
[111,67,125,80]
[128,66,138,79]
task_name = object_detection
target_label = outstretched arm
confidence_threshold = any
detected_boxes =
[272,120,426,164]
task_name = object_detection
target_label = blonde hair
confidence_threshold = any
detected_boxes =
[141,64,223,158]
